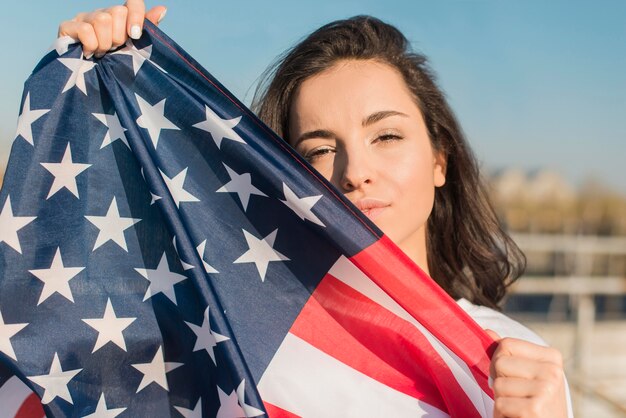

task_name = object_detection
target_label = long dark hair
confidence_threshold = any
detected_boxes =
[252,15,525,309]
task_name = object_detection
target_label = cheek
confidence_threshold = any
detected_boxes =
[387,152,437,219]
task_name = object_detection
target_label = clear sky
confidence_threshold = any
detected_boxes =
[2,1,625,193]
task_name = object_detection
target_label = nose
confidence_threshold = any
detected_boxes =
[334,147,373,192]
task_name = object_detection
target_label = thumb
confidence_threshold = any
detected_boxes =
[146,6,167,25]
[485,328,501,341]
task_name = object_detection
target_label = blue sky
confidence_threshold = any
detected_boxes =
[2,0,625,193]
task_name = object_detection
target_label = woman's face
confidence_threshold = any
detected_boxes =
[288,59,446,268]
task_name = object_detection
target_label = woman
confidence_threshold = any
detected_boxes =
[58,2,571,416]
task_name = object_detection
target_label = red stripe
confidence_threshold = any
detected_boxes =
[291,274,483,417]
[14,393,45,418]
[264,401,301,418]
[350,236,495,396]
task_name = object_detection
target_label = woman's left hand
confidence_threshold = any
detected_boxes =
[486,330,569,418]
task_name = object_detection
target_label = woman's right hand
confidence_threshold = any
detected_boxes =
[57,0,167,59]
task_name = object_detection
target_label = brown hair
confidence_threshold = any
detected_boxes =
[252,15,525,309]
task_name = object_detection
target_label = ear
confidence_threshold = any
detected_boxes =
[433,151,447,188]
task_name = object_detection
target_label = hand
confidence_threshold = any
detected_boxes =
[57,0,167,59]
[486,330,568,418]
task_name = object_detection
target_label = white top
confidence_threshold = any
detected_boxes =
[457,298,547,345]
[457,298,575,418]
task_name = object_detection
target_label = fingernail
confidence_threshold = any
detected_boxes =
[130,25,142,40]
[95,52,105,59]
[488,376,494,389]
[85,52,94,60]
[158,8,167,23]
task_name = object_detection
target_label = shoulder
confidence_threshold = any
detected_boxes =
[456,298,547,346]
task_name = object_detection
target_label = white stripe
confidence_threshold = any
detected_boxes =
[0,376,35,418]
[258,333,448,418]
[329,256,494,417]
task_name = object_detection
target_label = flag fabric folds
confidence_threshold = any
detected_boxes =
[0,22,496,417]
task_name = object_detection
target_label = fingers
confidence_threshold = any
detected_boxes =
[125,0,146,39]
[84,11,113,57]
[58,21,99,58]
[56,2,168,59]
[109,6,129,49]
[489,337,568,418]
[146,5,168,25]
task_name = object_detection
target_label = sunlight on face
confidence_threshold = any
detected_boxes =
[288,59,446,270]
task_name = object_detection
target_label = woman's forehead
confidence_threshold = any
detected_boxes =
[290,59,421,128]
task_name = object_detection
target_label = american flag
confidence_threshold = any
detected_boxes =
[0,22,496,417]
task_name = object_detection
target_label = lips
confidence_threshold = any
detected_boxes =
[354,198,390,221]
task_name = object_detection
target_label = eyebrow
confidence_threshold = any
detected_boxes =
[362,110,409,127]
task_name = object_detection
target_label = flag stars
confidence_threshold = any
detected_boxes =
[185,306,229,365]
[28,352,82,405]
[131,346,182,393]
[135,252,187,305]
[112,40,167,75]
[92,112,129,149]
[135,93,179,148]
[15,92,50,145]
[82,394,126,418]
[0,196,36,254]
[85,197,141,252]
[175,399,202,418]
[234,229,289,282]
[196,239,218,273]
[217,164,267,211]
[160,167,200,208]
[40,143,91,199]
[280,183,325,227]
[58,57,97,95]
[0,310,28,361]
[29,247,84,305]
[216,380,264,418]
[82,298,137,353]
[192,105,246,149]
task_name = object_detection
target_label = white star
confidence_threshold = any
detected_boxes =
[0,310,28,361]
[82,298,136,353]
[175,399,202,418]
[0,196,36,254]
[85,197,141,252]
[217,380,264,418]
[280,183,325,227]
[131,346,182,393]
[159,167,200,208]
[150,192,162,205]
[196,240,218,273]
[15,92,50,145]
[112,40,167,75]
[92,112,129,149]
[192,105,245,149]
[233,229,289,282]
[40,143,91,199]
[82,393,126,418]
[135,93,179,148]
[29,247,84,305]
[134,252,187,305]
[58,57,96,95]
[217,164,267,211]
[49,35,77,56]
[172,236,195,270]
[185,307,229,365]
[28,353,82,404]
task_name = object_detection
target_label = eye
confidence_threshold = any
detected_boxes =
[374,132,403,143]
[304,146,335,162]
